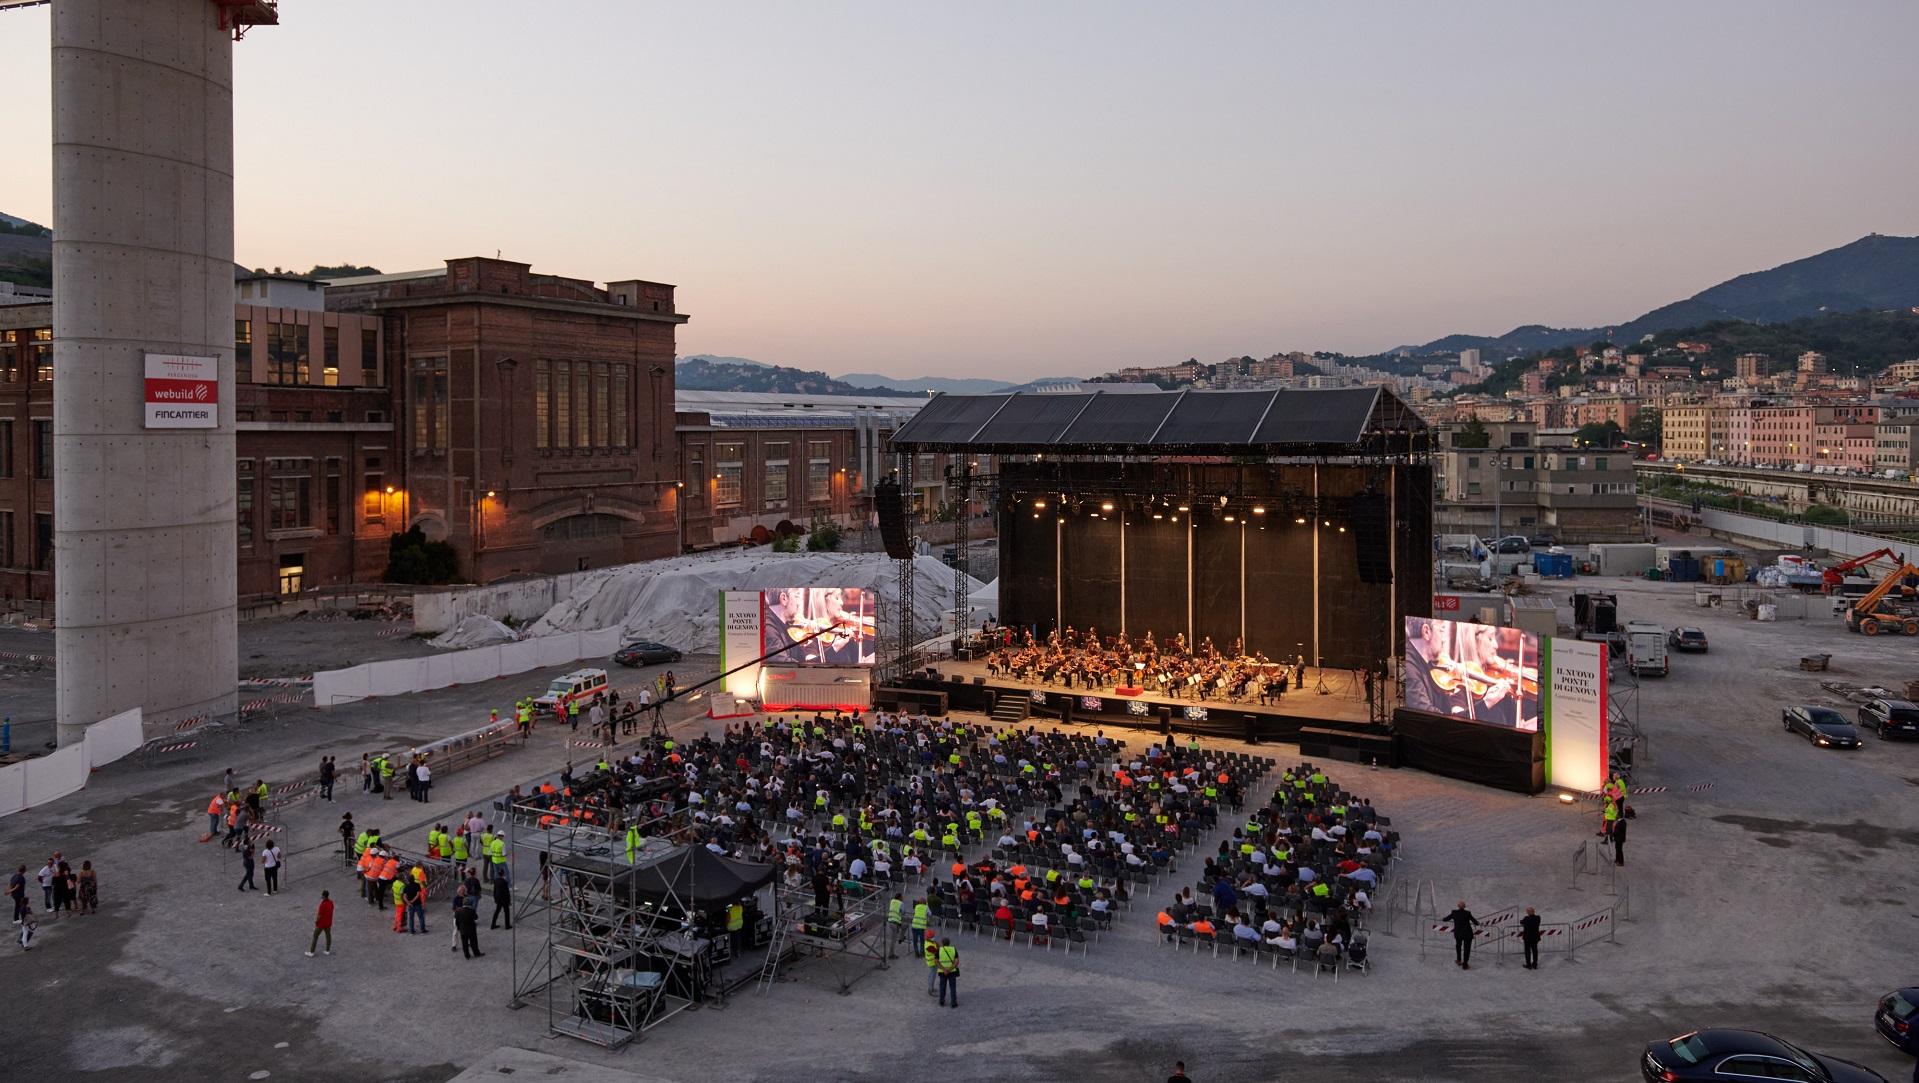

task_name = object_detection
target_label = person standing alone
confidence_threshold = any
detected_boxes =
[455,894,484,958]
[1519,906,1541,969]
[1444,900,1480,969]
[237,842,258,892]
[936,937,960,1008]
[1611,809,1628,866]
[306,890,333,956]
[261,841,283,896]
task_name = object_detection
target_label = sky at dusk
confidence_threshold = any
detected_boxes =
[6,1,1919,379]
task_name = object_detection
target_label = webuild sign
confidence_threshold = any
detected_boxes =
[1543,637,1608,793]
[719,590,765,699]
[143,353,218,428]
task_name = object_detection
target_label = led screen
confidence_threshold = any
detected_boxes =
[760,587,876,666]
[1402,615,1541,731]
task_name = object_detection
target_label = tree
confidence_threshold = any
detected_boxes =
[1453,418,1492,449]
[384,526,461,584]
[1628,407,1662,451]
[1574,420,1625,448]
[305,263,381,279]
[806,519,842,552]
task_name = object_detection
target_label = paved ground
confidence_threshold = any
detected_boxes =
[1,561,1916,1082]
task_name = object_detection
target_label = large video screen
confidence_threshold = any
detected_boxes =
[1402,616,1540,731]
[761,587,877,666]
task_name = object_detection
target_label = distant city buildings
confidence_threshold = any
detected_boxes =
[1433,420,1641,543]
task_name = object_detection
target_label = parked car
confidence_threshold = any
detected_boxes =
[613,641,684,667]
[1781,706,1861,749]
[1667,627,1709,652]
[1640,1029,1887,1083]
[1876,987,1919,1054]
[1857,698,1919,740]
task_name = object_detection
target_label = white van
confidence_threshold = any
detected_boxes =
[1624,621,1669,677]
[534,668,609,709]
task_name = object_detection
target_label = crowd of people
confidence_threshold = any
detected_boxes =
[981,625,1302,703]
[7,852,101,949]
[1155,761,1395,974]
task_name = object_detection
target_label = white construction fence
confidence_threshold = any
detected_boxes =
[0,707,144,818]
[312,627,626,707]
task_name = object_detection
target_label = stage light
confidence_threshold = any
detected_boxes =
[1034,500,1047,509]
[1177,504,1190,513]
[1224,514,1236,522]
[1294,515,1307,524]
[1218,495,1229,506]
[1557,793,1577,805]
[1252,506,1265,515]
[1338,525,1347,533]
[1170,515,1178,523]
[1101,501,1114,512]
[1153,513,1163,520]
[1323,519,1331,527]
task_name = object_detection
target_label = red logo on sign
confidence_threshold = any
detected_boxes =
[1433,595,1461,611]
[145,378,216,403]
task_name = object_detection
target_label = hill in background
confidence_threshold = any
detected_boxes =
[1389,234,1919,360]
[675,356,920,397]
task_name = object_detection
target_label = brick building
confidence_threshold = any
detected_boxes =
[2,277,397,607]
[328,258,687,580]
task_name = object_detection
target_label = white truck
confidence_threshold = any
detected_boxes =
[1624,621,1670,677]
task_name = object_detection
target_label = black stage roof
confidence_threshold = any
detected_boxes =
[888,387,1425,454]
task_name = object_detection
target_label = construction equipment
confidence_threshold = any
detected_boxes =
[1843,562,1919,636]
[1822,547,1906,593]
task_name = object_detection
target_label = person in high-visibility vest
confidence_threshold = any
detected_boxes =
[922,931,940,996]
[887,893,906,943]
[391,876,407,933]
[379,756,395,800]
[626,823,644,864]
[936,938,960,1007]
[486,832,508,879]
[910,897,930,945]
[451,829,469,866]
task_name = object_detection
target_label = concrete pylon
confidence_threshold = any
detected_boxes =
[52,0,238,745]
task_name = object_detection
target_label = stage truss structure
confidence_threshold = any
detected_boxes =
[756,874,894,996]
[506,800,703,1050]
[880,451,920,684]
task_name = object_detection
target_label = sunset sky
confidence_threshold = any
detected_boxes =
[6,1,1918,379]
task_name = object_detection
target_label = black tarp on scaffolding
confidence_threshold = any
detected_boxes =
[557,846,775,908]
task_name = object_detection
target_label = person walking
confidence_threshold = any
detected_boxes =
[237,843,258,892]
[319,756,336,802]
[1611,810,1629,867]
[36,858,54,912]
[261,842,283,896]
[455,894,484,958]
[1444,900,1480,969]
[338,813,356,867]
[1519,907,1542,969]
[8,865,28,925]
[490,871,512,930]
[306,890,334,956]
[936,937,960,1008]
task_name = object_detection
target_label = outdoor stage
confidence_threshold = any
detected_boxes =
[905,655,1399,765]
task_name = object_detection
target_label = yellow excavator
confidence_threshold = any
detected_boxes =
[1844,562,1919,635]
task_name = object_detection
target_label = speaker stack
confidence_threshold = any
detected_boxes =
[1349,491,1393,585]
[875,478,912,560]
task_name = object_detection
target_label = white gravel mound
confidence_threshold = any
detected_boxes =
[429,614,521,650]
[523,550,982,654]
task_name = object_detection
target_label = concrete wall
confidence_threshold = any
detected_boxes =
[51,0,239,744]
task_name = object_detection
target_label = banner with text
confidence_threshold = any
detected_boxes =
[719,590,765,699]
[1543,637,1608,793]
[143,353,218,428]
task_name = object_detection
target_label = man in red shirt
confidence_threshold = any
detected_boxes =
[306,890,334,956]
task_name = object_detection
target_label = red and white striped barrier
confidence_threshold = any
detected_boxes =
[149,740,198,755]
[1572,911,1611,932]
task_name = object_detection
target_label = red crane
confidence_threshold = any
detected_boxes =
[1822,547,1904,592]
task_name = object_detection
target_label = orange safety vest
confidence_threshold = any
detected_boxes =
[357,851,375,876]
[380,857,399,880]
[207,795,224,815]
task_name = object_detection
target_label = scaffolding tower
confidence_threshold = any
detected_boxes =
[757,874,894,996]
[506,800,704,1049]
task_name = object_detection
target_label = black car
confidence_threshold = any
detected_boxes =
[612,641,683,667]
[1782,706,1861,749]
[1668,627,1709,652]
[1857,698,1919,740]
[1877,987,1919,1054]
[1641,1029,1887,1083]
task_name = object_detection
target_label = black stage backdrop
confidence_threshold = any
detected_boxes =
[1000,504,1057,634]
[995,461,1432,669]
[1191,513,1242,660]
[1060,513,1121,639]
[1123,515,1188,648]
[1243,510,1314,662]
